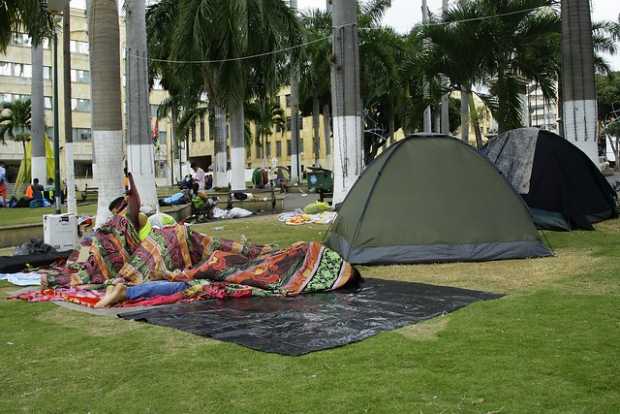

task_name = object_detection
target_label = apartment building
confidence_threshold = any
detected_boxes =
[0,7,172,190]
[527,83,560,133]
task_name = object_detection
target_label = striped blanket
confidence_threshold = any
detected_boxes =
[20,216,356,307]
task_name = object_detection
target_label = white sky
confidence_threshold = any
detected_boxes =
[71,0,620,70]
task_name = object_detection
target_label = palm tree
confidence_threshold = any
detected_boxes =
[31,41,46,185]
[0,0,49,52]
[88,0,124,226]
[63,0,77,215]
[561,0,598,161]
[125,0,158,213]
[300,9,332,166]
[423,0,560,135]
[0,100,32,157]
[147,0,202,185]
[171,0,301,191]
[245,98,285,166]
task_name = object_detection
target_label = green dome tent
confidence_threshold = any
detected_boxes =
[325,135,552,264]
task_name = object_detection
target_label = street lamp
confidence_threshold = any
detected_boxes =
[45,0,67,214]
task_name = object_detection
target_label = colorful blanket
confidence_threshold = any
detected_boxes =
[12,216,357,307]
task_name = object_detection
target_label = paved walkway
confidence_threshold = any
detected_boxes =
[283,192,319,211]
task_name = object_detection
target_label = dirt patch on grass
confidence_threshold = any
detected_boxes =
[36,306,219,350]
[359,248,601,294]
[397,316,449,341]
[37,307,143,337]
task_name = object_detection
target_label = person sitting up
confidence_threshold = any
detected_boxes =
[29,178,50,208]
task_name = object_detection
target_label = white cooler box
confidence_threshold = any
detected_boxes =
[43,214,78,251]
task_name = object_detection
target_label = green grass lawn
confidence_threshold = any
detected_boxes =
[1,217,620,413]
[0,203,98,226]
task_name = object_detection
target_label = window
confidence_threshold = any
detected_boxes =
[152,77,164,90]
[13,63,32,78]
[287,140,291,156]
[191,126,196,142]
[44,97,52,110]
[71,98,90,112]
[72,128,92,141]
[0,62,11,76]
[200,118,205,141]
[286,116,303,131]
[300,138,304,153]
[276,141,282,157]
[158,131,168,145]
[70,40,89,55]
[285,94,291,108]
[255,142,262,158]
[71,69,90,83]
[150,104,158,118]
[0,62,32,78]
[74,161,93,178]
[0,93,33,104]
[266,141,271,157]
[11,33,31,47]
[43,66,51,80]
[46,127,55,138]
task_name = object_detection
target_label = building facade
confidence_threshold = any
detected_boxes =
[527,82,560,133]
[0,7,171,190]
[0,7,334,193]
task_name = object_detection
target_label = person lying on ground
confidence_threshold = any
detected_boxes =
[94,280,189,308]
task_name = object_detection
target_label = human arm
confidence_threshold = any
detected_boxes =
[126,173,141,230]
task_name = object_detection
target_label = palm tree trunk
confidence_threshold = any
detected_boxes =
[290,67,301,183]
[31,43,46,185]
[388,111,395,145]
[89,0,124,227]
[468,94,483,149]
[213,104,228,188]
[63,1,77,215]
[330,0,363,204]
[229,102,246,191]
[460,87,470,144]
[322,103,331,170]
[312,97,320,167]
[171,106,181,184]
[561,0,599,163]
[125,0,158,212]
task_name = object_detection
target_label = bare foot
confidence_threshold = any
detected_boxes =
[94,284,127,308]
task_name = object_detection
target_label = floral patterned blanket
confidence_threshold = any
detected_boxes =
[12,216,357,307]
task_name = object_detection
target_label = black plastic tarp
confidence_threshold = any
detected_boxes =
[0,251,72,274]
[120,278,502,356]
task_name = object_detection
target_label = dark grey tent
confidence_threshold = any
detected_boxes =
[482,128,617,231]
[325,135,552,265]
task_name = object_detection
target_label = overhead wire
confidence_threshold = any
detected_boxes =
[129,6,551,65]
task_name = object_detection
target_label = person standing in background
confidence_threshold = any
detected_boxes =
[0,163,7,207]
[191,163,206,191]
